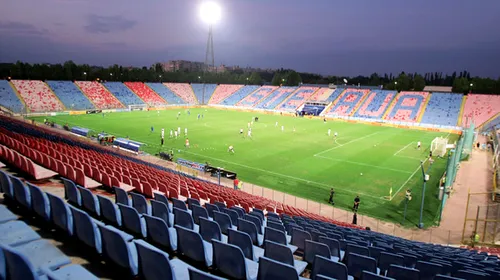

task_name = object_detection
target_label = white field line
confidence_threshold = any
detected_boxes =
[314,131,381,156]
[393,141,414,156]
[314,155,412,174]
[390,157,429,201]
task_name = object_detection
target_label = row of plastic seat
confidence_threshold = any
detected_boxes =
[420,92,463,126]
[236,86,278,107]
[208,84,244,105]
[104,81,145,106]
[220,85,260,106]
[46,80,95,110]
[164,83,198,104]
[191,83,217,105]
[326,89,371,116]
[74,81,124,109]
[0,80,24,113]
[124,82,168,106]
[353,90,396,119]
[278,87,319,112]
[10,80,65,112]
[255,87,297,109]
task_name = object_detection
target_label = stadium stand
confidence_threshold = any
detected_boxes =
[353,90,396,119]
[124,82,167,107]
[236,86,278,107]
[278,87,319,112]
[384,91,430,122]
[0,80,24,113]
[461,94,500,127]
[219,85,260,106]
[323,88,345,103]
[145,83,185,104]
[208,84,244,105]
[164,83,197,104]
[325,89,370,116]
[420,92,463,127]
[480,113,500,132]
[46,81,95,111]
[191,83,217,105]
[308,87,334,102]
[74,81,124,109]
[255,87,297,110]
[103,82,145,106]
[10,80,65,112]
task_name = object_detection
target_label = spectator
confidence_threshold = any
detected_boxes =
[233,177,239,191]
[353,195,360,212]
[352,213,357,225]
[328,188,335,205]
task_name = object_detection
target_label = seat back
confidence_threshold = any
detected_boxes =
[311,255,348,280]
[79,187,100,216]
[238,218,259,246]
[228,228,254,260]
[151,200,172,227]
[387,264,420,280]
[174,208,195,230]
[264,240,294,266]
[70,205,102,253]
[143,214,175,251]
[214,201,226,209]
[98,224,138,276]
[175,225,207,264]
[379,252,404,274]
[0,170,14,199]
[291,228,311,251]
[362,270,394,280]
[212,239,247,279]
[223,208,240,227]
[172,197,188,211]
[267,221,286,233]
[205,203,220,218]
[26,182,50,221]
[97,195,122,227]
[114,186,130,206]
[265,227,287,245]
[46,192,73,235]
[258,256,299,280]
[187,198,200,210]
[347,252,377,279]
[346,243,370,260]
[311,230,327,242]
[244,214,262,234]
[199,217,222,243]
[153,192,170,206]
[230,206,245,218]
[368,246,386,263]
[416,261,443,280]
[11,176,31,209]
[130,192,149,215]
[134,239,174,280]
[188,268,226,280]
[62,178,81,206]
[318,236,341,259]
[118,203,145,237]
[304,240,331,265]
[1,244,39,280]
[213,211,232,235]
[192,204,209,225]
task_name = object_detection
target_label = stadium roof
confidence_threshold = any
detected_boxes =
[424,86,453,92]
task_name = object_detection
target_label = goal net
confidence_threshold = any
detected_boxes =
[431,137,448,157]
[129,104,148,111]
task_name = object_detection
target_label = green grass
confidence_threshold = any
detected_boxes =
[33,108,459,227]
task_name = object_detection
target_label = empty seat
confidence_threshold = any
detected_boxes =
[387,264,419,280]
[434,275,464,280]
[187,197,201,210]
[174,208,198,232]
[454,270,490,280]
[114,186,131,206]
[311,255,351,280]
[205,203,220,218]
[134,239,192,280]
[238,218,263,246]
[212,239,258,280]
[199,217,227,243]
[118,203,147,238]
[97,194,122,227]
[345,243,370,262]
[347,252,379,279]
[62,178,81,206]
[153,192,173,212]
[379,252,404,275]
[245,214,263,234]
[264,240,307,275]
[228,228,264,262]
[291,228,311,252]
[151,200,174,228]
[46,192,74,235]
[172,197,190,213]
[79,187,100,217]
[176,225,213,267]
[362,271,395,280]
[0,220,41,246]
[304,240,338,265]
[214,211,236,235]
[130,192,151,215]
[0,205,17,224]
[318,236,344,261]
[69,205,103,254]
[11,176,31,209]
[188,268,227,280]
[258,256,307,280]
[416,261,444,280]
[98,224,138,276]
[143,214,177,252]
[264,227,297,253]
[369,246,386,263]
[193,204,211,225]
[223,208,240,227]
[26,182,50,221]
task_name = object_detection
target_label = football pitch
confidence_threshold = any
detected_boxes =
[34,108,459,227]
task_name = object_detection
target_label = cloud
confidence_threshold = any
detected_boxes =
[84,14,137,34]
[0,21,49,36]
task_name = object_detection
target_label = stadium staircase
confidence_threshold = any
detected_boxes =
[145,83,185,104]
[461,94,500,127]
[0,80,25,113]
[190,83,217,105]
[10,80,65,113]
[207,84,244,105]
[46,80,95,111]
[276,87,319,112]
[383,91,429,122]
[124,82,168,107]
[219,85,260,106]
[420,92,464,127]
[352,90,396,119]
[103,82,145,106]
[457,95,468,127]
[254,86,297,110]
[477,112,500,132]
[415,93,432,123]
[236,86,278,107]
[163,83,197,104]
[74,81,124,110]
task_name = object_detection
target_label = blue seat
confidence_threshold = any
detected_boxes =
[345,243,370,262]
[362,271,395,280]
[41,264,100,280]
[151,200,174,228]
[214,201,226,210]
[245,214,263,234]
[114,186,131,206]
[0,206,17,224]
[46,193,74,235]
[205,203,220,218]
[267,220,286,233]
[228,228,264,262]
[223,208,240,227]
[435,275,465,280]
[318,236,344,261]
[416,261,444,280]
[400,253,418,268]
[98,224,138,276]
[258,256,307,280]
[454,270,490,280]
[172,197,190,213]
[0,170,14,200]
[130,192,151,215]
[251,208,264,221]
[175,225,213,267]
[368,246,386,264]
[134,239,191,280]
[173,208,198,231]
[311,255,351,280]
[62,178,81,206]
[347,253,379,279]
[291,228,311,252]
[193,204,211,225]
[264,227,297,252]
[187,197,201,210]
[267,212,280,220]
[69,206,103,254]
[118,203,147,238]
[78,187,100,217]
[304,240,338,265]
[231,206,245,218]
[238,218,263,246]
[26,182,50,221]
[387,264,420,280]
[213,211,235,235]
[199,217,227,243]
[143,214,177,252]
[212,239,258,280]
[0,221,41,246]
[10,176,31,209]
[97,194,122,226]
[1,239,71,276]
[154,192,173,212]
[379,252,404,275]
[188,268,227,280]
[264,240,307,275]
[311,230,327,242]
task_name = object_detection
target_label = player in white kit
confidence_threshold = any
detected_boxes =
[334,132,338,138]
[169,129,173,138]
[417,141,421,150]
[174,130,178,139]
[275,121,278,127]
[228,145,235,153]
[281,125,284,132]
[328,129,331,136]
[184,128,188,136]
[247,129,252,138]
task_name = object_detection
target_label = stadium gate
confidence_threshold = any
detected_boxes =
[461,192,500,245]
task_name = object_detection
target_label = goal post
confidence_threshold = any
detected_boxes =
[128,104,148,111]
[431,137,448,157]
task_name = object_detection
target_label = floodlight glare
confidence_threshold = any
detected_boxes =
[200,2,221,25]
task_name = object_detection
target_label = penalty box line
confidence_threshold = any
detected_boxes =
[390,157,429,201]
[313,131,381,157]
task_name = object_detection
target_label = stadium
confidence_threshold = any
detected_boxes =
[1,1,500,280]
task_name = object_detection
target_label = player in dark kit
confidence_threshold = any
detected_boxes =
[353,195,360,212]
[328,188,335,205]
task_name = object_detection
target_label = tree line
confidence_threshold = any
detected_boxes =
[1,61,499,94]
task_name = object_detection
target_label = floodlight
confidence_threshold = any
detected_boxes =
[200,2,221,25]
[343,78,348,84]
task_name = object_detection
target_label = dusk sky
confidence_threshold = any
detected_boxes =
[1,0,499,77]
